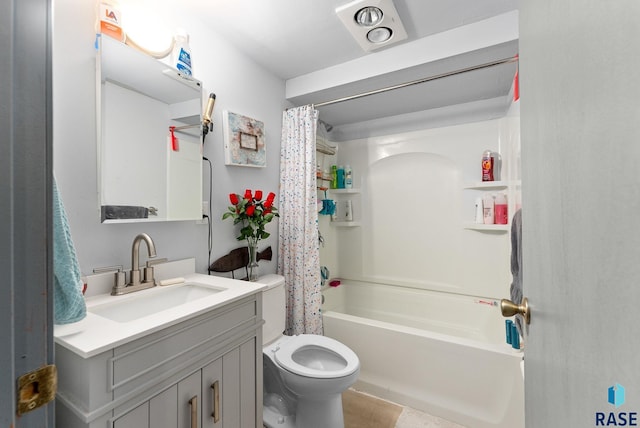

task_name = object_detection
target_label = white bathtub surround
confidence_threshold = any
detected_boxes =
[321,117,521,300]
[323,281,524,428]
[278,105,323,335]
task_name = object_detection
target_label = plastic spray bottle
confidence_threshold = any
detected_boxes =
[171,28,193,76]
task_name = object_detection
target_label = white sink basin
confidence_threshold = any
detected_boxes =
[89,283,223,323]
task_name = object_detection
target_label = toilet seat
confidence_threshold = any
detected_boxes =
[274,334,359,379]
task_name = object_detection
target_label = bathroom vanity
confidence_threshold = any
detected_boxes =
[54,269,265,428]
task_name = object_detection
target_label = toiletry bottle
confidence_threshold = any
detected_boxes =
[483,193,495,224]
[494,193,508,225]
[98,0,124,42]
[474,197,484,223]
[337,165,345,189]
[492,151,502,181]
[171,28,193,76]
[511,323,520,349]
[505,319,513,344]
[345,200,353,221]
[481,150,494,182]
[330,165,338,189]
[344,165,353,189]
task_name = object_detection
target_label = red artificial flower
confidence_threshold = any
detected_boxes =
[266,192,275,202]
[264,208,272,215]
[246,205,256,216]
[264,199,273,208]
[229,193,239,205]
[244,189,252,200]
[254,190,263,200]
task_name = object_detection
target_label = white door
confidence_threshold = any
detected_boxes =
[0,0,54,426]
[520,1,640,426]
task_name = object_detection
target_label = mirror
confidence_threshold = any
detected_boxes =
[97,36,203,223]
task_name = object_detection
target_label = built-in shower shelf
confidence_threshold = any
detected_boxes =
[328,188,361,194]
[463,223,509,232]
[331,221,361,227]
[463,181,508,190]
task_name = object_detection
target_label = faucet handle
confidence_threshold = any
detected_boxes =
[143,266,155,285]
[146,257,168,267]
[93,265,126,288]
[93,265,123,274]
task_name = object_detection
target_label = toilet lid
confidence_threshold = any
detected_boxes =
[274,334,359,379]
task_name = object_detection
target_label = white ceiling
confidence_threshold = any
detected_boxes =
[183,0,519,127]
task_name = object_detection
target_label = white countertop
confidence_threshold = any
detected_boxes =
[54,273,266,358]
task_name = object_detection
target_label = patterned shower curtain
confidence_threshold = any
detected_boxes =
[278,105,322,335]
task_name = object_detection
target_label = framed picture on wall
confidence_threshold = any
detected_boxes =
[223,110,266,167]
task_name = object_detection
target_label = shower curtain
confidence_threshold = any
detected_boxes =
[278,105,322,335]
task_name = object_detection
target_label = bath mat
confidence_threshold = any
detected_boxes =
[342,389,403,428]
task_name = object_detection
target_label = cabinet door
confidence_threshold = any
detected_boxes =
[239,338,257,428]
[113,402,149,428]
[203,339,258,428]
[178,371,202,428]
[202,357,223,428]
[150,385,178,428]
[222,348,241,427]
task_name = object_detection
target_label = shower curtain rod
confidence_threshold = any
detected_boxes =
[290,55,518,110]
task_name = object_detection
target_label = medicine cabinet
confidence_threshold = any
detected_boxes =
[97,36,203,223]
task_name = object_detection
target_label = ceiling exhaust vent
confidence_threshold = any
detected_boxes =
[336,0,408,52]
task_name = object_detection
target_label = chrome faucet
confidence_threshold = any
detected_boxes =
[111,233,158,296]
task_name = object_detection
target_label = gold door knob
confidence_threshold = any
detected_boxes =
[500,297,530,325]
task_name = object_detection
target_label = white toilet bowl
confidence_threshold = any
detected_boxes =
[258,274,360,428]
[263,334,360,428]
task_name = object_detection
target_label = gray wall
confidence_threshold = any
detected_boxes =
[53,0,288,278]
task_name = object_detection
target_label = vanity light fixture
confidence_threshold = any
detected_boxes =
[336,0,407,52]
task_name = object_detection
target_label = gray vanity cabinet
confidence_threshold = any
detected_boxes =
[113,339,257,428]
[56,293,263,428]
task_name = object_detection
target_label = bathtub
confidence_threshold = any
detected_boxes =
[322,280,524,428]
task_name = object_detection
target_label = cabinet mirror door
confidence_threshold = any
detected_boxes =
[97,36,203,223]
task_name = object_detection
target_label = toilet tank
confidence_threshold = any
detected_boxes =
[258,274,286,345]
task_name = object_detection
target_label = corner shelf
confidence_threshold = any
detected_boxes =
[463,223,509,232]
[328,188,361,194]
[330,221,361,227]
[463,181,508,190]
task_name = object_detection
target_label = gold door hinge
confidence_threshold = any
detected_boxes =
[17,365,57,415]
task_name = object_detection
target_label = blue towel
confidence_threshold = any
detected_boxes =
[53,180,86,324]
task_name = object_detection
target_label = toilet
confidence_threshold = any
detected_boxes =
[258,274,360,428]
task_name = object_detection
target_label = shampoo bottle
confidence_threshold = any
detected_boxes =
[330,165,338,189]
[474,197,484,223]
[481,150,494,182]
[494,193,508,225]
[337,165,345,189]
[483,193,495,224]
[344,165,353,189]
[345,200,353,221]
